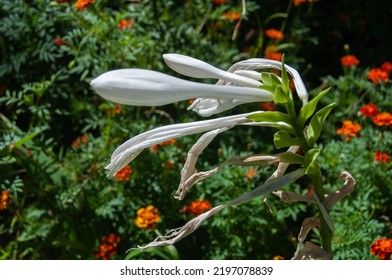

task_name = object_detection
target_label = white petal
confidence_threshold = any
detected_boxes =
[106,111,263,177]
[163,53,261,87]
[91,69,272,106]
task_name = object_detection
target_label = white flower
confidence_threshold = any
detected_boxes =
[90,68,273,108]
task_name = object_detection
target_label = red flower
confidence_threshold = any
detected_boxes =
[94,233,120,260]
[359,104,378,118]
[261,102,276,111]
[54,36,64,47]
[72,135,88,148]
[118,19,135,30]
[336,120,362,141]
[340,55,360,67]
[370,238,392,260]
[183,200,212,217]
[373,112,392,127]
[367,68,389,84]
[381,62,392,72]
[114,165,132,182]
[264,45,282,61]
[374,151,390,163]
[265,29,284,40]
[245,168,258,181]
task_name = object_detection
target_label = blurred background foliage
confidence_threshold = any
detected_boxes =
[0,0,391,260]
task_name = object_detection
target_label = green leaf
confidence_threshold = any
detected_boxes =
[304,148,320,174]
[305,103,335,147]
[275,152,305,165]
[261,72,282,86]
[227,168,305,206]
[297,88,331,129]
[274,130,303,149]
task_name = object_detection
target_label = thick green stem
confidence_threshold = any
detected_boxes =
[311,165,332,254]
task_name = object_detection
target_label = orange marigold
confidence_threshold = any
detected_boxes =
[54,36,64,47]
[374,151,390,163]
[114,165,132,182]
[221,11,241,21]
[72,135,88,148]
[340,55,360,67]
[160,139,176,146]
[265,52,282,61]
[370,238,392,260]
[245,168,258,181]
[359,104,378,118]
[118,19,135,30]
[134,205,161,230]
[94,233,120,260]
[373,112,392,127]
[75,0,95,11]
[261,102,276,111]
[381,61,392,72]
[336,120,362,141]
[367,68,389,84]
[265,28,284,40]
[0,190,11,211]
[185,200,212,217]
[273,255,284,260]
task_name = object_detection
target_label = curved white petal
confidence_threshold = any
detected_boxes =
[229,58,308,105]
[90,69,272,106]
[163,53,261,88]
[106,111,264,177]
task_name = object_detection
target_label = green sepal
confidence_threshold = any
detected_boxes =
[305,103,335,147]
[274,85,291,105]
[281,55,290,94]
[274,130,303,149]
[304,148,320,175]
[248,111,292,123]
[297,88,331,129]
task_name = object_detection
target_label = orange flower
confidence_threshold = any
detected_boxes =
[114,165,132,182]
[264,45,282,61]
[294,0,319,5]
[340,55,360,67]
[94,233,120,260]
[184,200,212,217]
[165,160,175,169]
[370,238,392,260]
[54,36,64,47]
[245,168,258,181]
[118,19,135,30]
[160,139,176,146]
[265,29,284,40]
[0,190,11,211]
[75,0,94,11]
[374,151,390,163]
[381,61,392,72]
[367,68,389,84]
[134,205,161,230]
[72,135,88,148]
[265,52,282,61]
[359,104,378,118]
[106,103,122,116]
[221,11,241,21]
[273,255,284,260]
[336,120,362,141]
[373,112,392,127]
[261,102,276,111]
